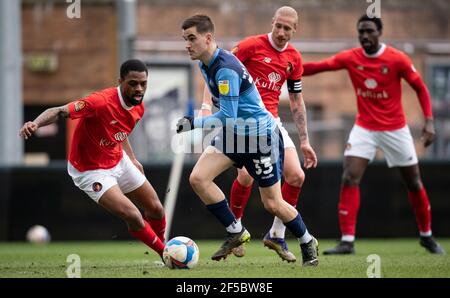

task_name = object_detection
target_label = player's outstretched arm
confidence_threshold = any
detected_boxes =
[303,54,345,76]
[288,92,318,169]
[19,104,69,140]
[303,61,331,76]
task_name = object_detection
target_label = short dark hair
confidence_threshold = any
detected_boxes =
[120,59,148,79]
[357,14,383,31]
[181,15,214,34]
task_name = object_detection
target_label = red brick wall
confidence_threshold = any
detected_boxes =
[23,2,117,105]
[21,1,449,158]
[136,0,450,40]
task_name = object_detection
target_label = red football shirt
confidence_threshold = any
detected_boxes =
[233,34,303,118]
[304,44,432,130]
[67,87,144,172]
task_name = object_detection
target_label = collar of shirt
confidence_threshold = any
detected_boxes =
[117,86,133,111]
[363,43,386,58]
[201,47,220,71]
[267,32,289,52]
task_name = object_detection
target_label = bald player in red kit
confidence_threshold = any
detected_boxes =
[20,59,167,258]
[303,15,444,255]
[201,6,318,262]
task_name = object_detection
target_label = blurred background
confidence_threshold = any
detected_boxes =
[1,0,449,242]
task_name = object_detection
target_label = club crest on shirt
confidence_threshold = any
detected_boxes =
[345,143,352,151]
[218,80,229,95]
[286,62,293,74]
[364,78,378,89]
[92,182,102,192]
[380,65,389,75]
[74,101,86,112]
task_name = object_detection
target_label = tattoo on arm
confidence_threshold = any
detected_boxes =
[289,93,308,143]
[34,105,69,128]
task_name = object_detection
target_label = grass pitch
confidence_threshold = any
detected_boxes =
[0,239,449,278]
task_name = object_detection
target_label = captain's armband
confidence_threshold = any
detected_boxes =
[287,79,302,93]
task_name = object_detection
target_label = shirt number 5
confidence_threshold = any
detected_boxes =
[253,157,273,175]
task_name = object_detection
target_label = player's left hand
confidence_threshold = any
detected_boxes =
[421,118,435,147]
[176,116,194,133]
[300,142,318,169]
[131,158,145,174]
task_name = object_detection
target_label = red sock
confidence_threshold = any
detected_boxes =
[129,220,165,256]
[407,187,431,234]
[147,215,166,243]
[230,179,253,219]
[338,185,360,236]
[281,182,301,207]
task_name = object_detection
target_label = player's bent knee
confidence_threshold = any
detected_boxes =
[284,169,305,187]
[189,172,207,191]
[261,199,280,216]
[237,172,254,187]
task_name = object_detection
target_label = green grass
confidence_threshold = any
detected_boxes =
[0,239,449,278]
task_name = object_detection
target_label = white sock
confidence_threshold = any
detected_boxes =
[298,230,312,244]
[341,235,355,242]
[226,219,242,234]
[420,231,432,237]
[269,217,286,238]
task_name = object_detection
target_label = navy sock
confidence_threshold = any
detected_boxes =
[206,199,236,228]
[284,214,307,238]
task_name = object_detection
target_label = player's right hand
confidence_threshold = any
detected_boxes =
[300,142,318,169]
[19,121,38,140]
[176,116,194,133]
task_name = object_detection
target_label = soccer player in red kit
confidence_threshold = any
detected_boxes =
[200,7,318,262]
[19,59,167,257]
[303,15,444,254]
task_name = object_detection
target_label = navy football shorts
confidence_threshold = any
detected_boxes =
[211,128,284,187]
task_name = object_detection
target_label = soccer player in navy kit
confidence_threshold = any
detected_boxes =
[201,6,317,262]
[176,15,319,266]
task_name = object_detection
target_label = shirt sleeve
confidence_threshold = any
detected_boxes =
[399,53,433,118]
[287,50,304,93]
[68,92,105,120]
[232,37,255,64]
[303,51,348,76]
[288,50,304,81]
[193,68,240,128]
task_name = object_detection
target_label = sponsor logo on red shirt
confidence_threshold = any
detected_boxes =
[254,72,282,92]
[114,132,128,142]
